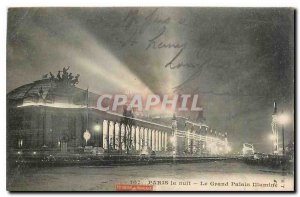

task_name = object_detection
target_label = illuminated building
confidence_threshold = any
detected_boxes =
[7,77,229,156]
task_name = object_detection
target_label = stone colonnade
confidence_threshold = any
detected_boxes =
[102,120,168,152]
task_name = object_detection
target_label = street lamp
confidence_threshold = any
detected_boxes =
[94,122,101,132]
[83,130,91,146]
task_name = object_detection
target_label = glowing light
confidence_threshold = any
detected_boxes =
[227,146,232,152]
[83,130,91,145]
[18,102,86,109]
[278,113,290,125]
[269,134,276,141]
[62,28,154,96]
[94,124,101,132]
[170,136,176,145]
[32,151,37,155]
[242,143,254,156]
[17,151,22,155]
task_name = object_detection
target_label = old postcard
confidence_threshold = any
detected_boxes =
[6,7,294,191]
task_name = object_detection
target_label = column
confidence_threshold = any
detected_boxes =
[103,120,108,149]
[156,130,159,151]
[165,132,168,151]
[191,129,195,154]
[162,132,165,152]
[152,130,155,151]
[140,127,144,150]
[109,121,114,150]
[113,122,116,150]
[118,123,122,151]
[136,126,140,151]
[107,121,110,152]
[186,129,190,153]
[115,123,120,150]
[144,128,148,147]
[121,124,125,151]
[149,129,152,150]
[158,130,161,151]
[131,126,135,151]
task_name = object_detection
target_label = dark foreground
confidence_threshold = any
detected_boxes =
[7,159,294,191]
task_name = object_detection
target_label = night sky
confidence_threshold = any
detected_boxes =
[7,8,294,153]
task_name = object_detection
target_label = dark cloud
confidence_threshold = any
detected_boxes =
[7,8,294,152]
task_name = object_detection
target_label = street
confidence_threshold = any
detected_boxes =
[7,160,294,191]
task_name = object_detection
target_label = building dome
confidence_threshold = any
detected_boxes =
[8,79,57,101]
[7,78,98,107]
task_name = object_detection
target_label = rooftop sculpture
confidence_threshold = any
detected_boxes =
[44,66,80,86]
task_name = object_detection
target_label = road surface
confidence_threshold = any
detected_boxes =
[7,160,294,191]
